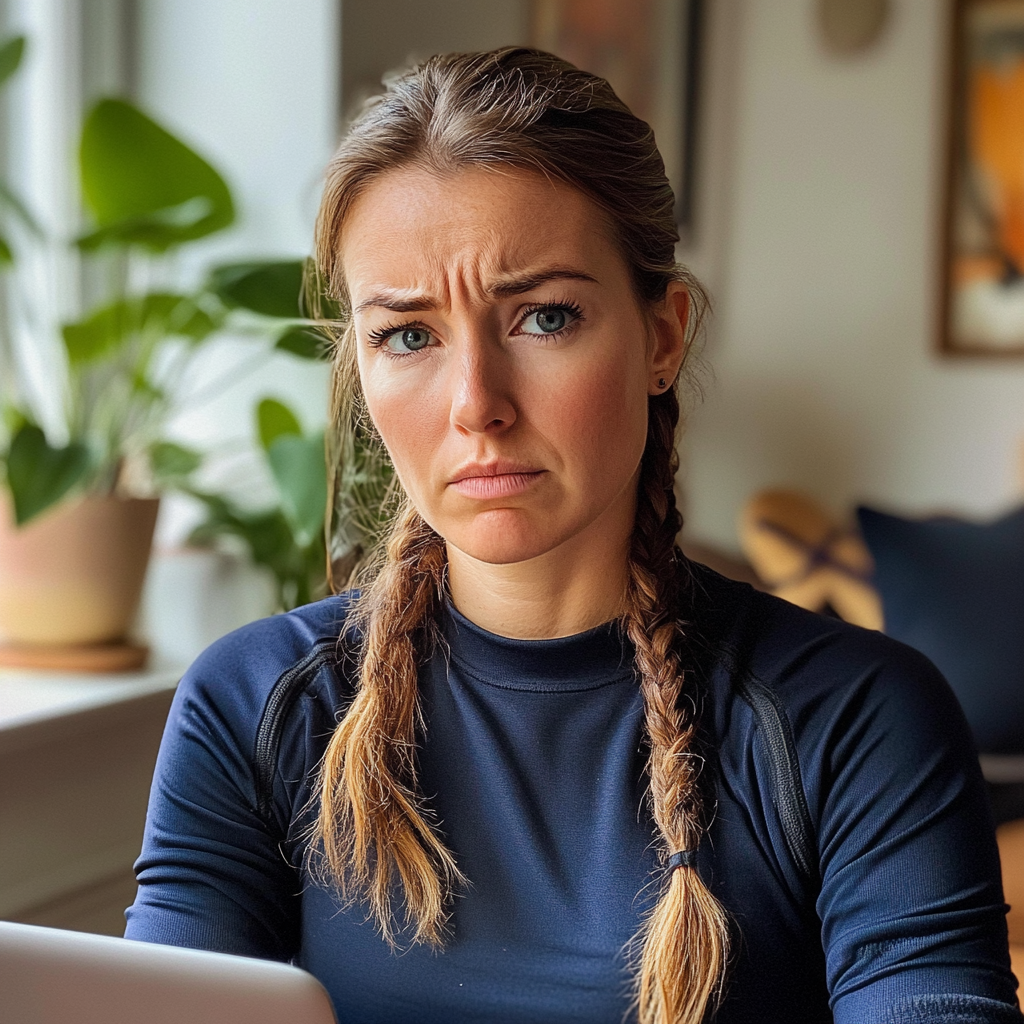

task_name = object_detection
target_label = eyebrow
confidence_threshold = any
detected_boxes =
[352,266,598,314]
[489,266,599,297]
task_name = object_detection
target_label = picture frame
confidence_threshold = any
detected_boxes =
[529,0,704,239]
[941,0,1024,356]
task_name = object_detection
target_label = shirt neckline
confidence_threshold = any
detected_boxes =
[440,601,637,692]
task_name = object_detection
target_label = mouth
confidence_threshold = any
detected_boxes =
[449,463,545,499]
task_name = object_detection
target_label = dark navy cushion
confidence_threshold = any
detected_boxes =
[857,504,1024,753]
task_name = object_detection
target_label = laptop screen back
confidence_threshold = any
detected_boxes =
[0,920,337,1024]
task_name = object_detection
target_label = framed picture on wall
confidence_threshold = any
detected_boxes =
[942,0,1024,355]
[530,0,704,239]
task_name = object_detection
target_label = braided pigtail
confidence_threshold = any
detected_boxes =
[310,500,463,947]
[623,387,731,1024]
[311,43,726,1007]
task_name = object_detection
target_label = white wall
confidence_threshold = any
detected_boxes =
[135,0,339,267]
[682,0,1024,552]
[16,0,1012,562]
[342,0,525,119]
[134,0,338,538]
[2,0,85,437]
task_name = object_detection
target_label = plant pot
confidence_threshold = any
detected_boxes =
[0,494,159,649]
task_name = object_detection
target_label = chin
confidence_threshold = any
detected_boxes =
[457,542,553,566]
[445,513,565,566]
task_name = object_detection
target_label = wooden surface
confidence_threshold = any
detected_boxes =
[997,819,1024,988]
[0,641,149,672]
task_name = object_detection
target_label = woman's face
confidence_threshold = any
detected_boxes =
[341,164,686,568]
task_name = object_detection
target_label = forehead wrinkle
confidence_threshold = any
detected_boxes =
[345,172,609,315]
[426,221,600,302]
[356,243,516,316]
[350,252,490,317]
[352,260,601,316]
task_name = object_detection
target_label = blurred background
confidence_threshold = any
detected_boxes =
[5,0,1024,938]
[1,0,1021,628]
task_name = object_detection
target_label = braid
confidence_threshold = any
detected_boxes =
[622,388,731,1024]
[312,389,728,1013]
[310,500,464,947]
[310,43,728,1018]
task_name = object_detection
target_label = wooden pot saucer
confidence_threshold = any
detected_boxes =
[0,641,150,673]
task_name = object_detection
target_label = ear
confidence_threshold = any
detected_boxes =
[647,281,690,395]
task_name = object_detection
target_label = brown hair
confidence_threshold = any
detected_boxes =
[311,47,728,1024]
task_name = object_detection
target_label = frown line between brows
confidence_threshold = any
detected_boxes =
[353,267,599,314]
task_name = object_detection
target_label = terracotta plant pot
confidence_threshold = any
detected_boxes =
[0,494,159,647]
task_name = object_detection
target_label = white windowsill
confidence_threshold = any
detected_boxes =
[0,664,183,751]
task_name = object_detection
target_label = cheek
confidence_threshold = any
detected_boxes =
[542,342,649,482]
[359,361,446,492]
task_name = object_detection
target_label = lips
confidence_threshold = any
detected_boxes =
[449,462,545,499]
[450,461,540,483]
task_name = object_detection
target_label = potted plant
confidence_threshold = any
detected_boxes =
[186,393,395,612]
[0,35,328,668]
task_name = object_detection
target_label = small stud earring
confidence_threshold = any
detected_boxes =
[657,377,667,389]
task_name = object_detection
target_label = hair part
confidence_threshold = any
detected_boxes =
[309,46,728,1024]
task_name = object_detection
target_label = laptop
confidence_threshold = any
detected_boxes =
[0,920,338,1024]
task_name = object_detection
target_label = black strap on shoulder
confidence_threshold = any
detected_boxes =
[735,671,818,886]
[253,639,338,822]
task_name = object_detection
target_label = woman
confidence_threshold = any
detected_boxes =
[126,48,1021,1024]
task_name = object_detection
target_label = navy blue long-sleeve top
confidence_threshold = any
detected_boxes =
[126,562,1022,1022]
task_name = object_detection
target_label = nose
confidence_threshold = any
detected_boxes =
[448,339,517,436]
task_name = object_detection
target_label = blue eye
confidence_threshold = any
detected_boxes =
[518,304,581,336]
[536,309,567,332]
[380,327,432,353]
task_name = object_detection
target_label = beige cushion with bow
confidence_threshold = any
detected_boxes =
[738,489,883,631]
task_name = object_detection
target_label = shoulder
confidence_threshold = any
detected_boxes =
[687,558,962,732]
[170,590,362,745]
[687,562,987,883]
[686,559,976,808]
[157,592,363,833]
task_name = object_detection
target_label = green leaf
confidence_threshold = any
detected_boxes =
[149,441,201,482]
[188,495,294,565]
[256,397,302,452]
[267,432,327,548]
[186,490,324,610]
[76,197,217,251]
[275,324,331,360]
[0,233,11,266]
[62,293,217,364]
[0,37,26,89]
[140,292,220,340]
[1,406,28,435]
[5,424,91,525]
[206,260,305,318]
[79,99,234,251]
[62,309,120,363]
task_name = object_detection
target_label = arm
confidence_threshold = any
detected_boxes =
[809,640,1021,1023]
[124,628,305,960]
